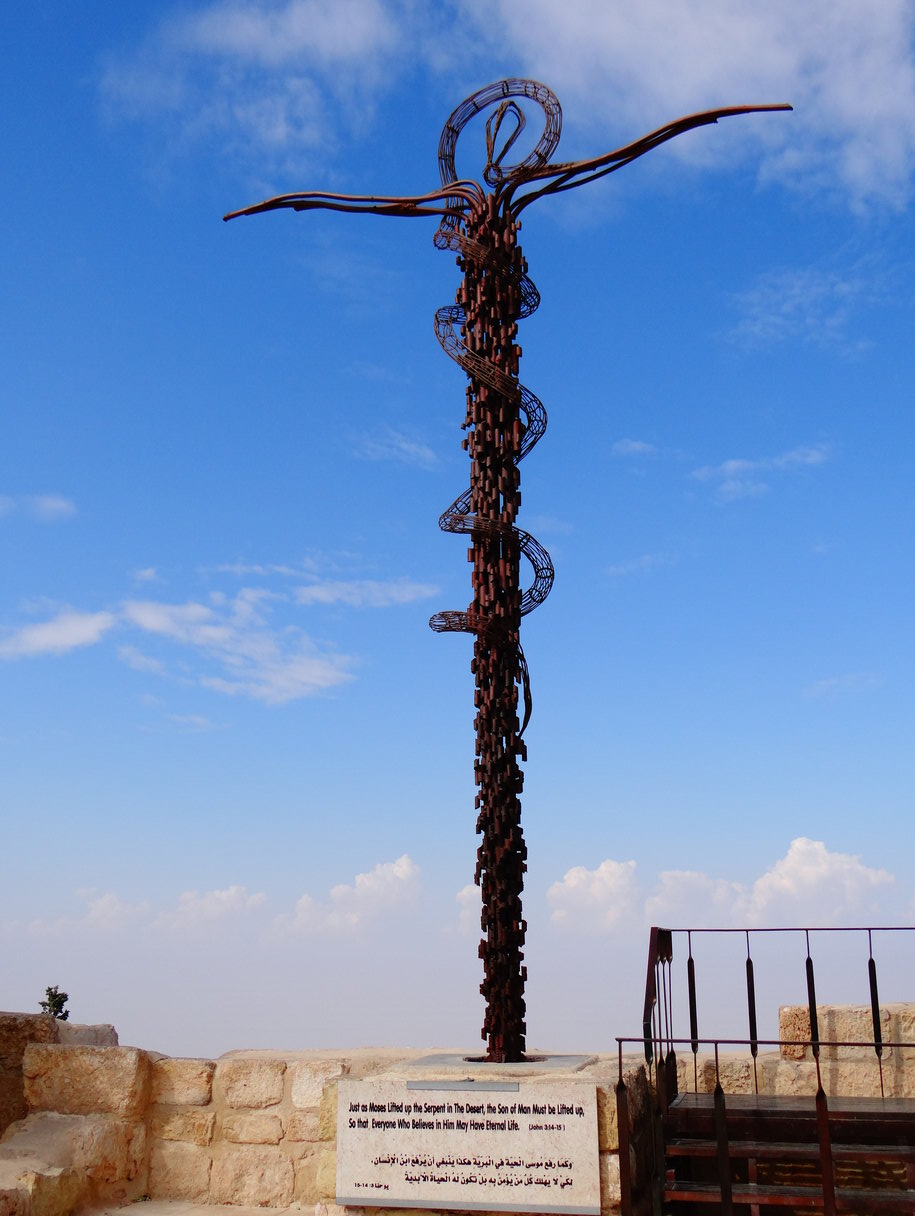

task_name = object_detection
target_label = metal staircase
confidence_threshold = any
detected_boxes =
[615,926,915,1215]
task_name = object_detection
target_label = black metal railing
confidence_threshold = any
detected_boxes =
[640,924,915,1097]
[616,925,915,1216]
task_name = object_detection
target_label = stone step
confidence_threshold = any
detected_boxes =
[0,1156,84,1216]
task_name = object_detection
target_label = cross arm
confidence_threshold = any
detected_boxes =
[224,182,484,223]
[511,102,792,211]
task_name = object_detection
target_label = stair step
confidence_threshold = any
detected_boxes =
[666,1137,915,1162]
[665,1180,825,1207]
[664,1179,915,1210]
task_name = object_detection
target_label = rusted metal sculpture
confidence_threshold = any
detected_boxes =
[226,80,790,1062]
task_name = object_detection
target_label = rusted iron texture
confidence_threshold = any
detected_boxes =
[226,80,790,1063]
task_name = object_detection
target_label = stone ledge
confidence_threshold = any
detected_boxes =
[23,1047,150,1119]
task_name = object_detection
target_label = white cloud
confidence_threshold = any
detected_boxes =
[165,713,222,732]
[465,0,915,209]
[352,427,438,468]
[645,869,743,928]
[133,567,159,583]
[100,0,403,174]
[0,494,77,521]
[122,593,354,703]
[29,495,77,521]
[772,445,830,470]
[729,263,883,350]
[157,885,267,931]
[178,0,398,67]
[456,882,482,935]
[692,443,828,501]
[0,610,117,659]
[280,854,420,934]
[741,837,894,925]
[612,438,657,457]
[0,558,434,702]
[117,644,167,674]
[80,891,152,928]
[294,578,437,608]
[547,838,896,934]
[210,561,308,577]
[547,858,640,932]
[22,890,151,936]
[100,3,915,211]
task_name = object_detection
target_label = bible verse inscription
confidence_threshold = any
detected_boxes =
[336,1078,599,1213]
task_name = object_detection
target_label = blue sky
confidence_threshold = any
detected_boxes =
[2,1,914,1057]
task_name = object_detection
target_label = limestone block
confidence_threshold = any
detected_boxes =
[148,1139,211,1201]
[818,1006,889,1060]
[293,1149,320,1204]
[779,1004,892,1061]
[315,1148,336,1202]
[23,1046,150,1118]
[55,1025,118,1048]
[149,1108,216,1147]
[599,1150,621,1214]
[151,1058,215,1106]
[214,1058,285,1109]
[596,1086,617,1153]
[285,1110,320,1143]
[694,1054,754,1094]
[778,1006,810,1059]
[291,1059,347,1110]
[221,1112,284,1145]
[0,1018,59,1073]
[318,1084,338,1142]
[0,1111,141,1184]
[19,1166,83,1216]
[209,1144,294,1206]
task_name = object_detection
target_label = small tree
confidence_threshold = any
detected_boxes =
[39,985,69,1021]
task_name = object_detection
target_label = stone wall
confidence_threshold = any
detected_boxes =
[1,1043,648,1216]
[0,1014,118,1137]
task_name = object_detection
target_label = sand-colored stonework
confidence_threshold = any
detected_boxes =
[0,1037,641,1216]
[0,1007,912,1216]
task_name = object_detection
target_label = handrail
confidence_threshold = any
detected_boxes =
[638,924,915,1097]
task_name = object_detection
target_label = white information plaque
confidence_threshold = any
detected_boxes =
[336,1077,599,1213]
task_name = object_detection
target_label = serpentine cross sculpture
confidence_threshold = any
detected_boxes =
[226,79,790,1062]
